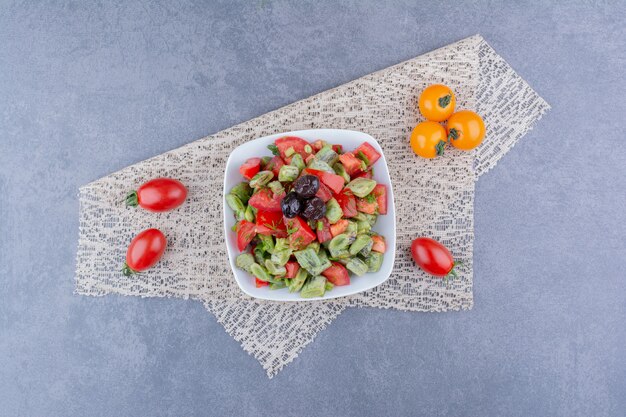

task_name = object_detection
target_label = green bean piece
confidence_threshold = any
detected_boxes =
[290,153,306,172]
[317,247,330,264]
[358,238,374,257]
[325,282,334,291]
[265,259,287,277]
[284,146,296,157]
[271,249,291,266]
[365,252,384,272]
[235,253,255,272]
[244,204,256,222]
[346,258,369,276]
[260,155,272,166]
[349,235,373,256]
[250,263,272,282]
[333,163,350,184]
[314,146,339,166]
[288,268,308,293]
[300,276,327,298]
[249,170,274,188]
[253,245,267,265]
[357,220,372,234]
[304,144,313,154]
[345,178,377,197]
[306,241,320,254]
[328,233,352,258]
[225,194,246,221]
[325,198,343,224]
[229,182,252,205]
[268,180,284,195]
[294,248,331,276]
[278,165,299,182]
[270,279,287,290]
[307,159,335,173]
[345,220,358,238]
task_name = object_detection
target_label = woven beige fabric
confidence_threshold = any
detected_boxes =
[75,35,550,377]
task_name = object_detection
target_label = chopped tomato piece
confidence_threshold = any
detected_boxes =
[312,139,325,151]
[248,188,282,212]
[285,261,300,279]
[304,168,345,194]
[338,152,362,176]
[332,144,343,154]
[334,189,357,218]
[371,184,387,215]
[256,210,288,238]
[239,157,261,180]
[330,219,349,237]
[315,218,333,243]
[371,235,386,253]
[315,182,333,203]
[354,142,381,167]
[322,262,350,286]
[265,156,285,178]
[255,277,269,287]
[236,220,256,251]
[352,170,373,180]
[284,216,316,250]
[275,136,312,162]
[356,198,378,214]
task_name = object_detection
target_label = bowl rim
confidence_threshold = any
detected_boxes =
[223,128,396,301]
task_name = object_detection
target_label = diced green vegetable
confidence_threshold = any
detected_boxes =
[265,259,287,276]
[225,194,246,221]
[249,170,274,188]
[346,258,369,276]
[268,180,284,195]
[345,220,358,238]
[274,238,290,252]
[325,198,343,224]
[244,204,256,222]
[365,252,384,272]
[328,233,351,258]
[314,146,339,166]
[300,276,327,298]
[345,178,377,197]
[356,150,370,166]
[294,248,331,276]
[257,234,275,254]
[253,245,266,264]
[235,253,255,272]
[261,155,272,166]
[307,159,335,173]
[304,144,312,154]
[317,247,330,264]
[250,263,272,282]
[230,182,252,205]
[349,235,373,256]
[325,282,334,291]
[290,154,305,171]
[270,280,287,290]
[288,268,308,293]
[278,165,299,182]
[357,220,371,234]
[271,249,291,266]
[333,163,350,184]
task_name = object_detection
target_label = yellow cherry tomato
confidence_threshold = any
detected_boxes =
[410,121,448,159]
[446,110,486,150]
[418,84,456,122]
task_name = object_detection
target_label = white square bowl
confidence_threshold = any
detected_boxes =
[223,129,396,301]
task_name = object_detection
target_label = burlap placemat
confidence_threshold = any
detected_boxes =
[75,35,549,377]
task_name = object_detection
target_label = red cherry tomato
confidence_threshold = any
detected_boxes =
[123,228,167,275]
[410,237,457,277]
[126,178,187,212]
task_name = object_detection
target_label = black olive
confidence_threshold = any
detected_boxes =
[293,175,320,198]
[281,191,303,218]
[301,197,326,220]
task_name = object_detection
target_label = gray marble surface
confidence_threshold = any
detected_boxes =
[1,1,624,416]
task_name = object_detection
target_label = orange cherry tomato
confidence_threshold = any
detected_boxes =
[446,110,486,150]
[410,121,447,159]
[418,84,456,122]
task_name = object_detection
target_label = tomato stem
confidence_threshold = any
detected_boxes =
[125,191,139,208]
[444,261,463,283]
[121,263,137,276]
